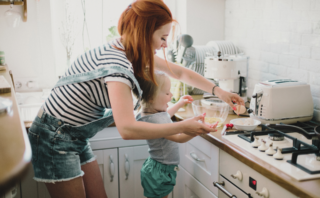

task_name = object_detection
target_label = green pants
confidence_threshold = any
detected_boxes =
[141,157,178,198]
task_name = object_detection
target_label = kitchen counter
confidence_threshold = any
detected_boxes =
[173,95,320,198]
[0,66,31,193]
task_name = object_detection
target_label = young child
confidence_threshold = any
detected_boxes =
[133,71,218,198]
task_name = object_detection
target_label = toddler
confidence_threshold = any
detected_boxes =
[133,71,218,198]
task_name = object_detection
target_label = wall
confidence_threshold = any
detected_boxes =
[170,0,225,45]
[0,0,57,90]
[225,0,320,121]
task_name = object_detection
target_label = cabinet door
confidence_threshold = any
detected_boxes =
[119,145,149,198]
[93,149,119,198]
[119,145,173,198]
[174,166,217,198]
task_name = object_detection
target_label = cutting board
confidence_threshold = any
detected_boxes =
[0,76,11,94]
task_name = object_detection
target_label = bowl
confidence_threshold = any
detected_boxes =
[230,118,261,131]
[192,99,229,127]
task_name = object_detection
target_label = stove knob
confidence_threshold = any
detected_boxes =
[230,170,243,181]
[251,136,260,148]
[256,187,269,198]
[273,147,284,160]
[258,139,268,152]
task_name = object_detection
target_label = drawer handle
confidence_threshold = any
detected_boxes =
[109,155,115,182]
[189,151,205,162]
[213,181,237,198]
[124,154,130,180]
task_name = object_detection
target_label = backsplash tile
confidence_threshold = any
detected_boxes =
[226,0,320,121]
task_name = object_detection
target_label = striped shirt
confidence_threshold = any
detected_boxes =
[43,38,134,126]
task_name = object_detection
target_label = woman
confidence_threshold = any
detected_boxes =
[28,0,244,198]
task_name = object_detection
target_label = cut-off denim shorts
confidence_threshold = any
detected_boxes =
[28,109,95,183]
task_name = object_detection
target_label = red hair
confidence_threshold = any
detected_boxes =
[118,0,175,84]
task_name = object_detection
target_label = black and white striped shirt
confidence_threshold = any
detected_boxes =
[43,38,134,126]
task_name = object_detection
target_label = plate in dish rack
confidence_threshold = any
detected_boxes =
[0,96,12,114]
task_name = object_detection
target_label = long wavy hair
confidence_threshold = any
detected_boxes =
[118,0,175,84]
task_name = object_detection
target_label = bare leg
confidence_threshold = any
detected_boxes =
[45,176,86,198]
[82,160,108,198]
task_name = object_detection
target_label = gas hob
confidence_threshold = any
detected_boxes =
[222,121,320,181]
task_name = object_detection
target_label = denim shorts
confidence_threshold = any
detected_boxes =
[28,109,95,183]
[140,157,178,198]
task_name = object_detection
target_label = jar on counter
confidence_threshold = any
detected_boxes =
[0,51,5,65]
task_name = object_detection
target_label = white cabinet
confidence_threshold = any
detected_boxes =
[174,166,217,198]
[118,145,173,198]
[178,136,220,197]
[94,149,119,198]
[118,145,148,198]
[19,127,175,198]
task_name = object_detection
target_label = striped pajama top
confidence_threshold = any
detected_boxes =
[43,38,135,126]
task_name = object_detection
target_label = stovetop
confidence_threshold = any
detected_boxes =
[222,121,320,181]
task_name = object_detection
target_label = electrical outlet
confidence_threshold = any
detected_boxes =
[14,78,40,92]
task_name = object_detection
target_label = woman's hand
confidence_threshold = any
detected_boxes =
[180,115,218,136]
[177,95,193,107]
[215,87,245,109]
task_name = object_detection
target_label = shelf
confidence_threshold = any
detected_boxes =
[0,0,27,22]
[0,1,23,5]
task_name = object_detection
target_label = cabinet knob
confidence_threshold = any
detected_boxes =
[256,187,269,198]
[230,170,243,181]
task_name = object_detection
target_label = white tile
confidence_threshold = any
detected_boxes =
[311,85,320,97]
[293,0,311,10]
[249,60,269,72]
[313,97,320,110]
[289,44,311,58]
[300,58,320,72]
[311,46,320,59]
[261,52,279,64]
[313,22,320,34]
[279,54,300,67]
[287,68,309,82]
[310,73,320,85]
[296,21,313,34]
[269,64,287,75]
[301,34,320,46]
[273,0,293,10]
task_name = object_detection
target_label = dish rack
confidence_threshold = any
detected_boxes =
[16,92,48,122]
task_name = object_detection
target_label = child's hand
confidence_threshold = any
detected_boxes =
[177,95,193,107]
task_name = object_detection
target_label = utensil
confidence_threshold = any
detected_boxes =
[178,34,193,63]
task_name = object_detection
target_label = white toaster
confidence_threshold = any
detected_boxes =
[249,79,314,124]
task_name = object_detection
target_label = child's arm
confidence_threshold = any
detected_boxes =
[167,95,193,117]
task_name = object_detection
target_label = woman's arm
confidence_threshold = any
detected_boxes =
[154,55,245,107]
[107,82,216,140]
[165,133,194,143]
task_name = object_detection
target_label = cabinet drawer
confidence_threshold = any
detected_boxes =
[174,166,217,198]
[179,136,219,196]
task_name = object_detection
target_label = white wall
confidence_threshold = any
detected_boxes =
[0,0,57,90]
[225,0,320,121]
[172,0,225,45]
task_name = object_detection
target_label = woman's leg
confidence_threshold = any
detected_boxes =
[45,177,86,198]
[82,160,108,198]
